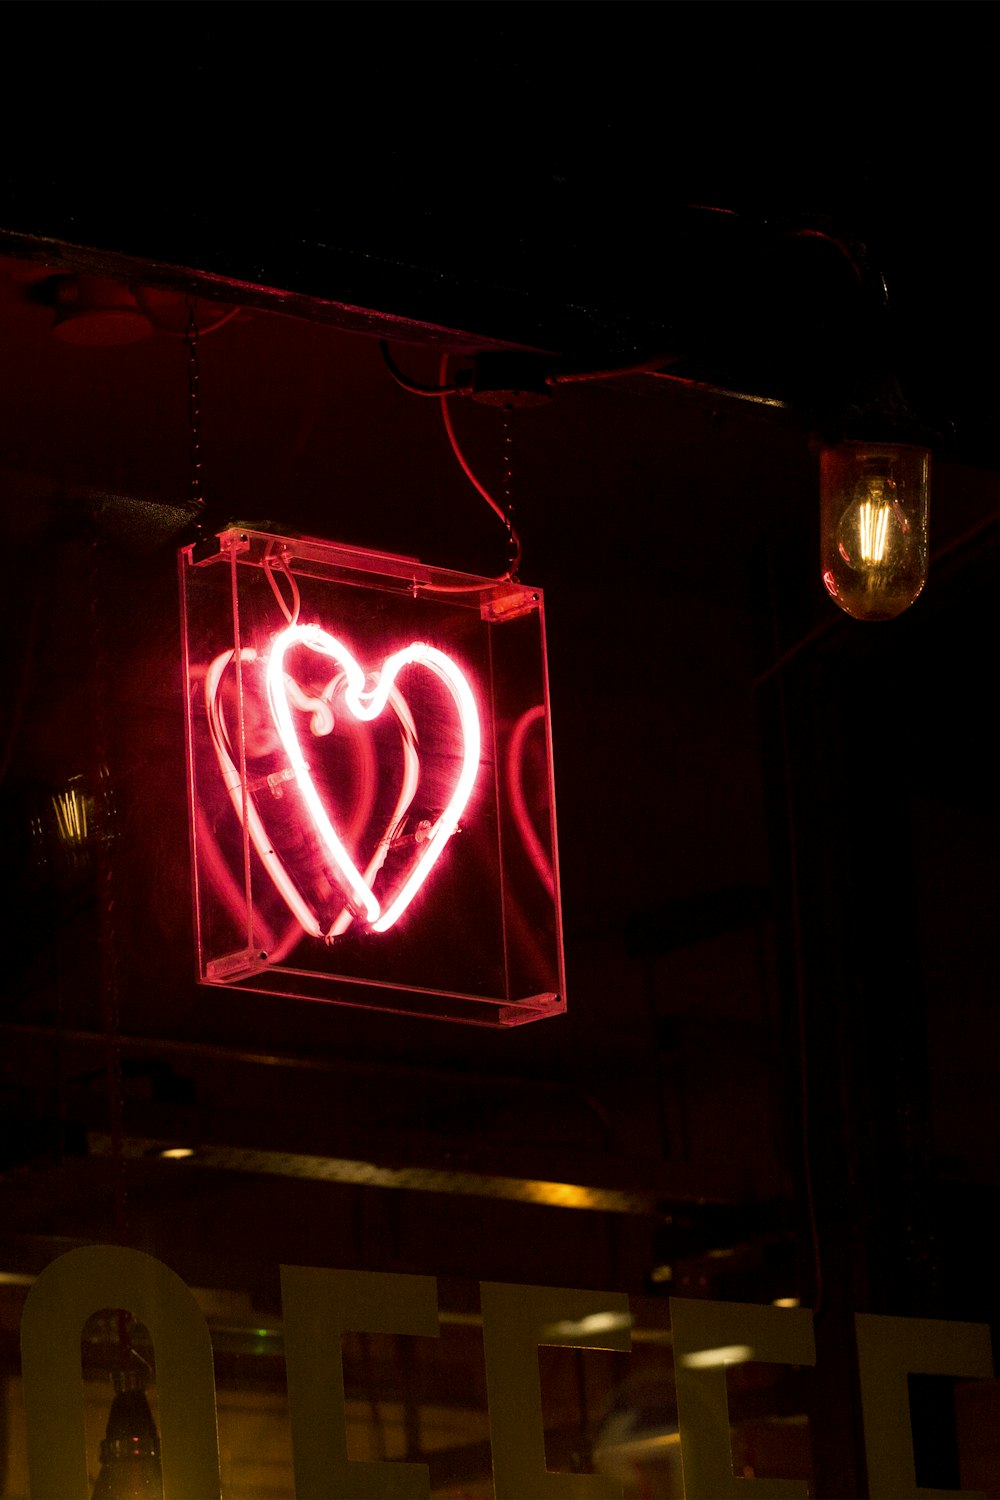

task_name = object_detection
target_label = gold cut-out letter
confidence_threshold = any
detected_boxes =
[671,1296,815,1500]
[20,1244,220,1500]
[855,1311,993,1500]
[481,1280,632,1500]
[281,1265,440,1500]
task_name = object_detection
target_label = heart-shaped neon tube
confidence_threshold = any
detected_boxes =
[265,624,481,934]
[205,647,415,944]
[206,648,325,941]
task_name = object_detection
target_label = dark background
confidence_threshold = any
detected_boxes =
[3,6,1000,1495]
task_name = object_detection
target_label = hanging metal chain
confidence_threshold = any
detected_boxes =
[502,405,521,580]
[185,296,204,513]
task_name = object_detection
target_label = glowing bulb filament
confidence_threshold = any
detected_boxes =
[858,500,891,564]
[52,783,91,846]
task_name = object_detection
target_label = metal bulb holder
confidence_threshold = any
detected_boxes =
[820,440,931,621]
[90,1369,163,1500]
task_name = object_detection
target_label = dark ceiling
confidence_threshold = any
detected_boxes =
[4,6,998,462]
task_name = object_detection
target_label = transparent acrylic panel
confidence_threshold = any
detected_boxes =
[179,527,565,1026]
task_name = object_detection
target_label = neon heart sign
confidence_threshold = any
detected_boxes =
[205,624,481,944]
[182,526,565,1026]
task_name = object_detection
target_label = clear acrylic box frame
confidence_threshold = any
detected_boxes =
[179,527,566,1026]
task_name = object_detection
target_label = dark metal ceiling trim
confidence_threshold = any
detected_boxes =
[0,227,559,355]
[87,1132,754,1218]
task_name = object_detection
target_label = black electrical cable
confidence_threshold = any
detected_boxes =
[379,341,461,397]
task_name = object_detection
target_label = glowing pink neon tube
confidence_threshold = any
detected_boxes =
[368,641,481,933]
[266,624,481,934]
[205,648,324,941]
[325,671,419,941]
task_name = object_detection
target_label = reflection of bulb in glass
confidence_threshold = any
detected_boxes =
[820,442,930,621]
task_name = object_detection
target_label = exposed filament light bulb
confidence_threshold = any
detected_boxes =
[820,441,930,621]
[856,482,892,563]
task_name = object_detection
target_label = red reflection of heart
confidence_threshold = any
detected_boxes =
[507,704,555,897]
[264,623,481,936]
